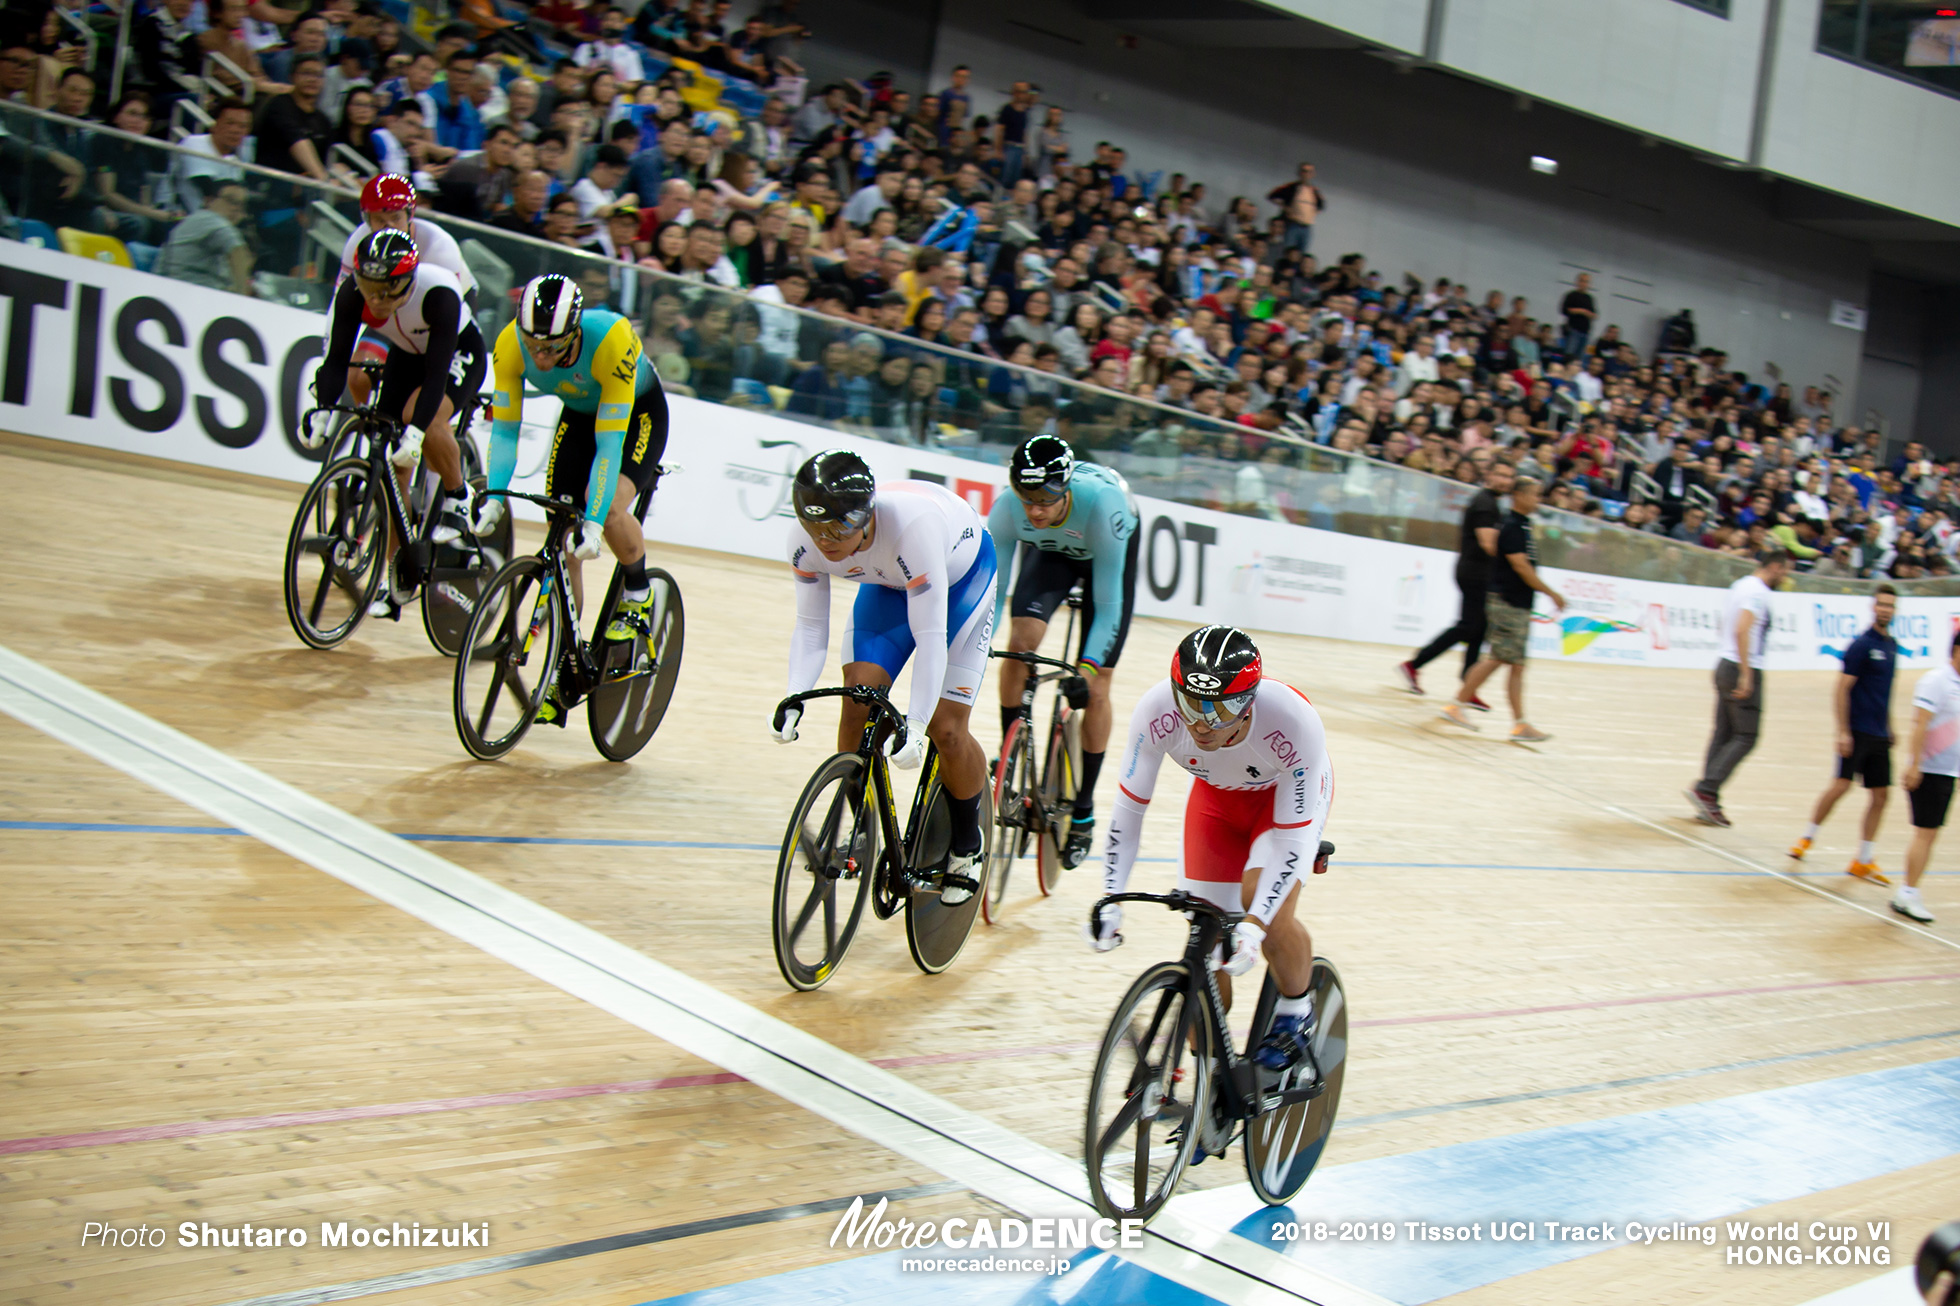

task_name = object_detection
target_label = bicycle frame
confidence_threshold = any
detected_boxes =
[488,479,667,706]
[774,685,941,919]
[1091,891,1324,1125]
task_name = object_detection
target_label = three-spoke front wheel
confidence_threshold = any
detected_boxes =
[1085,961,1210,1225]
[452,556,563,760]
[772,752,877,991]
[283,455,385,650]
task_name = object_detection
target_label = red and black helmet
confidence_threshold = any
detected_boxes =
[360,172,416,215]
[354,228,419,286]
[1169,625,1261,729]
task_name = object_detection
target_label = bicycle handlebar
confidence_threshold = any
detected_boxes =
[990,649,1077,674]
[1091,890,1241,928]
[773,685,909,749]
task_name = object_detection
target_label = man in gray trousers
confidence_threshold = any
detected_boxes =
[1687,547,1792,827]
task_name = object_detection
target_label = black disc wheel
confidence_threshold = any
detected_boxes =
[1243,958,1348,1206]
[981,718,1034,925]
[903,769,991,973]
[1085,960,1209,1225]
[772,752,877,991]
[283,455,385,650]
[420,475,513,658]
[1037,708,1079,894]
[587,568,685,761]
[453,555,563,760]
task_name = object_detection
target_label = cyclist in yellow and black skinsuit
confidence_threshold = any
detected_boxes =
[475,274,670,725]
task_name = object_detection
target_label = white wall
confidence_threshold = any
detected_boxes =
[1247,0,1429,54]
[1435,0,1764,161]
[1259,0,1960,230]
[1760,0,1960,229]
[931,0,1868,396]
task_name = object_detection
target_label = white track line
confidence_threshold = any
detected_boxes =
[1335,689,1957,952]
[0,644,1391,1306]
[1604,804,1959,952]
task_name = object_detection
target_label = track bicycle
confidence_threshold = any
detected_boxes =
[768,685,992,991]
[283,361,510,655]
[1083,879,1346,1226]
[451,482,684,762]
[984,647,1088,923]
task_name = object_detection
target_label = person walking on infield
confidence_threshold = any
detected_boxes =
[1438,476,1564,742]
[1895,637,1960,923]
[1790,584,1899,885]
[1687,547,1792,828]
[1401,458,1511,706]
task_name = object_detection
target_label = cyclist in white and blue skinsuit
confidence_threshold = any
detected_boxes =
[988,435,1141,867]
[777,450,998,906]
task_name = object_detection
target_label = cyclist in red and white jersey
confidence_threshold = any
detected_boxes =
[1089,625,1333,1072]
[337,173,476,300]
[335,174,476,405]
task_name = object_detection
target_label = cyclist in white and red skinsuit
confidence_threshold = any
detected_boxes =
[1090,625,1333,1072]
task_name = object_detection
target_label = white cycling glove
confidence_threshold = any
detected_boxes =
[1221,918,1265,977]
[472,496,506,537]
[1083,903,1123,952]
[390,423,426,469]
[298,409,334,451]
[774,705,801,744]
[887,718,928,770]
[573,521,605,560]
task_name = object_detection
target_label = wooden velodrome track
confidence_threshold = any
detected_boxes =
[2,429,1957,1306]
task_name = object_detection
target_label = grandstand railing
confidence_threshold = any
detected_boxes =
[1,102,1938,598]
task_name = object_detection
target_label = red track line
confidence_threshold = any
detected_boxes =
[8,971,1956,1156]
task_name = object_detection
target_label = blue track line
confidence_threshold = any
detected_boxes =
[3,819,1834,874]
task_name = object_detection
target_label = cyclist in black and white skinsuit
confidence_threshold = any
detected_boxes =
[333,174,477,408]
[305,229,488,614]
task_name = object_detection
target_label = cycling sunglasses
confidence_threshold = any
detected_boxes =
[803,511,871,543]
[1013,482,1068,508]
[1172,685,1254,731]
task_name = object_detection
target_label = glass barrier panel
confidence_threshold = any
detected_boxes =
[7,102,1951,599]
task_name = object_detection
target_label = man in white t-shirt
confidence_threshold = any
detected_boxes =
[1896,639,1960,922]
[1687,547,1792,827]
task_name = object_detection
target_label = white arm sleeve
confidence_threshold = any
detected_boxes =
[1099,695,1169,898]
[1247,710,1332,926]
[787,568,831,697]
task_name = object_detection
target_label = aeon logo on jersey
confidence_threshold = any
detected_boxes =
[1147,711,1181,743]
[1264,731,1299,770]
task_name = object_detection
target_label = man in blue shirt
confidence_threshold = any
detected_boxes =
[1791,584,1899,884]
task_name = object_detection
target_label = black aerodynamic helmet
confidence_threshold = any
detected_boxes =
[1009,434,1075,504]
[1169,625,1262,729]
[354,227,418,287]
[792,449,875,539]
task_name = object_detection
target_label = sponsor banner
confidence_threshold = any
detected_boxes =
[5,241,1939,672]
[1530,567,1960,672]
[643,396,1468,646]
[1,239,330,481]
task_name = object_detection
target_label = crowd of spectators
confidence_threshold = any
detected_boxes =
[1,0,1943,580]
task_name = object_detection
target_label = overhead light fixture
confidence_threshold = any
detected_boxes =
[1530,156,1559,175]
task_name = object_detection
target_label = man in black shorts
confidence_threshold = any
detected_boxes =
[1790,584,1898,884]
[1896,635,1960,923]
[987,436,1140,866]
[1401,458,1511,706]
